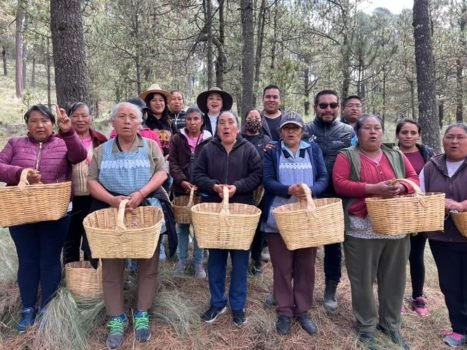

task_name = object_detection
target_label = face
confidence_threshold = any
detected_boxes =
[112,105,141,139]
[70,106,91,136]
[280,124,303,148]
[443,127,467,161]
[27,111,54,142]
[315,94,340,123]
[263,88,281,114]
[185,112,203,135]
[169,92,184,113]
[357,117,383,152]
[207,93,223,114]
[397,122,420,150]
[149,93,166,115]
[217,112,239,145]
[343,98,362,123]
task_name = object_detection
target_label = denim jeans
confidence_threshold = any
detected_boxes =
[10,214,71,308]
[177,224,203,264]
[207,249,250,311]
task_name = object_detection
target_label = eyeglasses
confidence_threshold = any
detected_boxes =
[318,102,339,109]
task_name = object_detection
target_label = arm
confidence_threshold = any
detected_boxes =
[263,148,290,197]
[332,153,367,197]
[310,144,329,197]
[59,128,87,164]
[0,139,23,184]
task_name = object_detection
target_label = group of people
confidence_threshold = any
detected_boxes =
[0,83,465,350]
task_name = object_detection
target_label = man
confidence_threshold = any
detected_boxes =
[261,84,287,141]
[341,95,363,146]
[305,89,353,313]
[168,90,186,132]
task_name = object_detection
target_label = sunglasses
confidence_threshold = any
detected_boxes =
[318,102,339,109]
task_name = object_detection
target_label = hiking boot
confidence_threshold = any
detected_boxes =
[106,313,128,350]
[194,263,207,279]
[17,307,36,334]
[201,306,226,324]
[173,260,187,276]
[443,331,467,348]
[133,310,151,343]
[264,293,277,307]
[296,314,318,336]
[232,309,247,327]
[323,280,338,312]
[276,315,291,336]
[377,324,410,350]
[410,297,429,317]
[357,332,377,350]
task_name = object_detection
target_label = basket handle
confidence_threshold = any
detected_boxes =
[395,178,422,195]
[18,168,34,190]
[221,186,230,215]
[187,187,195,208]
[115,199,129,232]
[299,183,317,212]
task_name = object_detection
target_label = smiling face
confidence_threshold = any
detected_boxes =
[27,111,54,142]
[397,122,420,151]
[70,105,91,136]
[169,91,184,113]
[357,116,383,153]
[263,88,281,115]
[443,126,467,161]
[149,93,166,116]
[217,112,239,145]
[206,93,223,115]
[315,94,340,123]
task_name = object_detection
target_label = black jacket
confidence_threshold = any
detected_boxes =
[192,136,262,204]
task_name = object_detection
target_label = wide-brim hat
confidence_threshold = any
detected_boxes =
[139,84,170,102]
[196,87,233,114]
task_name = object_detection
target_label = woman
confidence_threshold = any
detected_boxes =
[196,87,233,135]
[140,84,173,156]
[420,123,467,348]
[333,115,418,350]
[262,112,328,336]
[242,109,271,275]
[168,90,186,133]
[193,111,262,327]
[63,102,107,264]
[395,118,434,316]
[0,104,87,333]
[169,106,212,278]
[87,102,168,349]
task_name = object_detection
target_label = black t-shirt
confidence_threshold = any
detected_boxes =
[264,116,281,141]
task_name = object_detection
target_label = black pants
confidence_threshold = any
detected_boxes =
[250,227,265,265]
[324,242,342,284]
[63,195,93,264]
[409,233,427,299]
[430,240,467,335]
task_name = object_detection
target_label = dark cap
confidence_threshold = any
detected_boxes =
[279,111,304,129]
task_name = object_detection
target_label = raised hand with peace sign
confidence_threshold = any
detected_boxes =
[55,105,72,133]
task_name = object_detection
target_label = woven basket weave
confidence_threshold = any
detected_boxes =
[365,178,445,235]
[191,187,261,250]
[83,199,163,259]
[65,261,103,300]
[172,188,200,224]
[452,212,467,237]
[273,184,344,250]
[0,168,71,228]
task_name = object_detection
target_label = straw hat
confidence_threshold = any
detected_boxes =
[196,87,233,114]
[139,84,170,102]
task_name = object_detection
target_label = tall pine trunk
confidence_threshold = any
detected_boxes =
[241,0,254,121]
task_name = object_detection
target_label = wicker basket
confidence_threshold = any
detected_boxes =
[83,199,163,259]
[65,261,103,300]
[273,184,344,250]
[172,188,200,224]
[0,168,71,228]
[191,186,261,250]
[452,212,467,238]
[365,178,445,235]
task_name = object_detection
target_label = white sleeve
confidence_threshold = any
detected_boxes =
[418,169,426,193]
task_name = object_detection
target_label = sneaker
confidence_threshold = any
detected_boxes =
[194,263,207,279]
[133,310,151,343]
[276,315,291,336]
[17,307,36,334]
[232,310,247,327]
[173,260,187,276]
[106,314,128,350]
[323,280,338,312]
[201,306,226,324]
[377,324,410,350]
[296,314,318,336]
[357,332,377,350]
[443,331,467,348]
[410,297,429,317]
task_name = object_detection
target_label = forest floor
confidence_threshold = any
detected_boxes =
[0,230,454,350]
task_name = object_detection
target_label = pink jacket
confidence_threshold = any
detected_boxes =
[0,129,87,185]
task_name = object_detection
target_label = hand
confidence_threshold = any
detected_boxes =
[263,142,276,152]
[213,184,223,195]
[127,190,145,211]
[372,180,403,198]
[224,185,236,198]
[181,181,197,192]
[56,106,72,133]
[26,169,42,184]
[110,195,130,208]
[288,183,308,200]
[446,199,464,212]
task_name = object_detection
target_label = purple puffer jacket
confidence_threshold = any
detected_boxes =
[0,129,87,186]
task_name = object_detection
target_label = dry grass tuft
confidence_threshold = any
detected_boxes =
[0,230,18,283]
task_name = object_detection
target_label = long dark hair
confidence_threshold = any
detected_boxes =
[144,92,171,125]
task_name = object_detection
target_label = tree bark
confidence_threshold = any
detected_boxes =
[2,46,7,76]
[31,56,36,88]
[46,36,52,108]
[204,0,214,88]
[50,0,90,107]
[241,0,254,121]
[253,0,266,105]
[15,2,26,98]
[216,0,225,88]
[455,0,466,122]
[413,0,440,152]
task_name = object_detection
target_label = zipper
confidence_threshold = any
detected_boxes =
[35,142,43,170]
